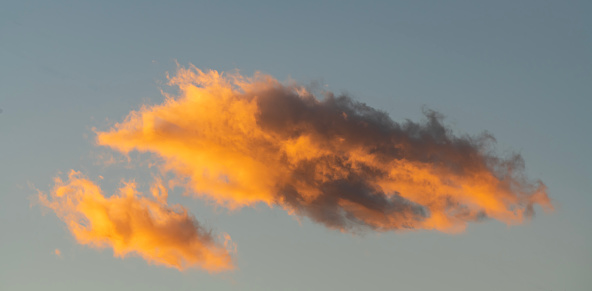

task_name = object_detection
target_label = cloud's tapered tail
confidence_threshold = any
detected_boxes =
[96,65,552,233]
[39,170,234,271]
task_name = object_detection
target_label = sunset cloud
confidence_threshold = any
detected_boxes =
[38,170,234,271]
[96,65,552,233]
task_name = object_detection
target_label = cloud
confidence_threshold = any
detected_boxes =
[38,170,234,271]
[95,65,552,233]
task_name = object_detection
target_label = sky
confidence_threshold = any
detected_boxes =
[1,1,591,290]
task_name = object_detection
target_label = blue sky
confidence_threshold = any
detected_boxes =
[1,1,590,290]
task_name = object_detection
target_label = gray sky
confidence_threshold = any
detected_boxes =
[1,1,590,290]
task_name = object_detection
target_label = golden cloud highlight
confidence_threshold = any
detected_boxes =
[38,170,234,271]
[95,65,552,233]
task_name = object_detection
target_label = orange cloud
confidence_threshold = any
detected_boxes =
[96,65,552,233]
[38,170,234,272]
